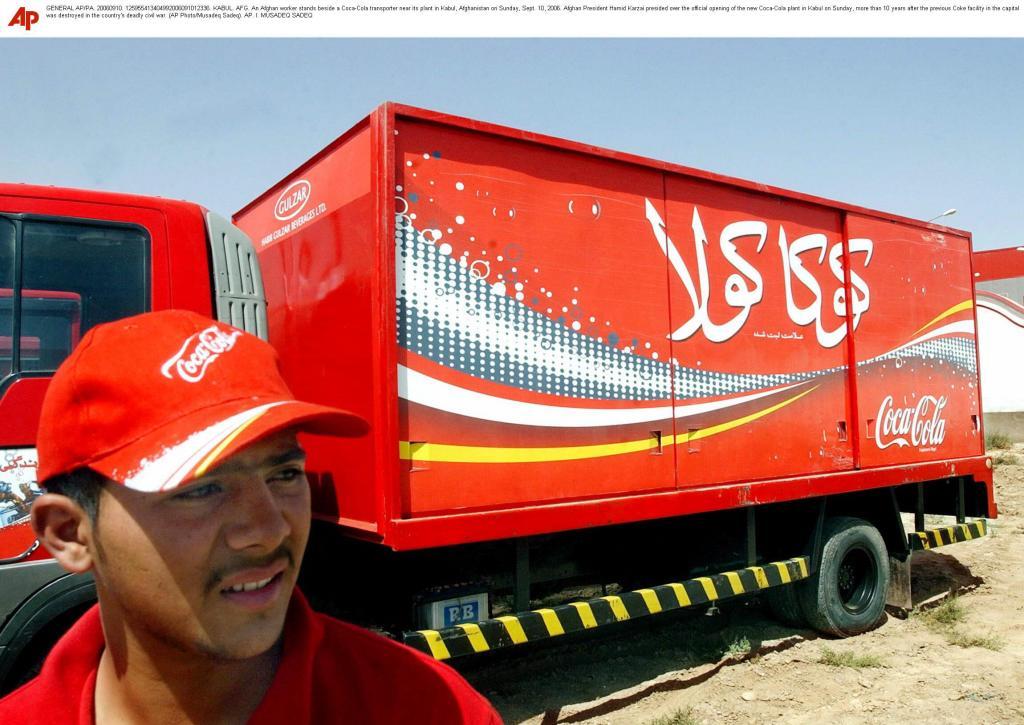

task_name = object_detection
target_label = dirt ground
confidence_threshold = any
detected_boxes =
[461,447,1024,724]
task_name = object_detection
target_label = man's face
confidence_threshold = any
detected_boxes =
[90,429,310,661]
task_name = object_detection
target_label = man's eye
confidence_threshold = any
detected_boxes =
[270,467,305,484]
[173,483,222,501]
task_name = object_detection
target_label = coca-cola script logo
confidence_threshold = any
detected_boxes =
[161,326,242,384]
[644,200,873,348]
[273,180,311,221]
[875,394,948,450]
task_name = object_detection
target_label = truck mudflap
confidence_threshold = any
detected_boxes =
[403,556,810,660]
[909,520,988,551]
[888,519,990,610]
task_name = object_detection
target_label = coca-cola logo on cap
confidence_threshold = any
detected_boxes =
[161,326,243,384]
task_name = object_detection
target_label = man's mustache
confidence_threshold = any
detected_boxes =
[206,544,295,593]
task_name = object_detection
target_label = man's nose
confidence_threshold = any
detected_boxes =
[225,480,291,551]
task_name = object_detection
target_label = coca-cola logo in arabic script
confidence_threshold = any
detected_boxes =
[875,394,948,450]
[161,326,242,384]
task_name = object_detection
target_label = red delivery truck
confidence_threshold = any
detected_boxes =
[0,105,996,689]
[233,103,994,659]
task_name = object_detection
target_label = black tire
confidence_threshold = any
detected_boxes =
[798,516,889,637]
[765,583,807,627]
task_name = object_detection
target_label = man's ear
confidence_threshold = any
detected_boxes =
[31,493,95,574]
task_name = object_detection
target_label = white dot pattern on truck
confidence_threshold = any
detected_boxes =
[395,211,977,404]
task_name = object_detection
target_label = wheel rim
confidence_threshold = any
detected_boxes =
[836,546,877,614]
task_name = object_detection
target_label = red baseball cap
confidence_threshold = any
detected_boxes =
[36,310,368,492]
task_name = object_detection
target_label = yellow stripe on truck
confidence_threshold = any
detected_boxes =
[667,582,691,607]
[496,616,528,644]
[723,571,745,595]
[456,623,489,653]
[421,630,451,660]
[636,588,663,614]
[912,299,974,336]
[751,566,770,589]
[569,602,599,628]
[398,386,817,464]
[536,608,565,636]
[404,555,813,661]
[695,577,719,600]
[909,521,990,551]
[602,595,630,621]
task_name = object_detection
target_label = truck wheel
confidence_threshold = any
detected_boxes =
[798,516,889,637]
[765,583,807,627]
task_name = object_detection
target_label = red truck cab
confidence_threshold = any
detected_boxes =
[0,183,263,691]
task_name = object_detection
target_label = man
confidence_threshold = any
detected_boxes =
[0,310,501,724]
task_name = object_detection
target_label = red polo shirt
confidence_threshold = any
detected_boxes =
[0,590,502,724]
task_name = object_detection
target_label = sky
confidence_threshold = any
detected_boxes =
[3,39,1022,249]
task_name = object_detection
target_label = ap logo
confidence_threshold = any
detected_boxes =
[8,6,40,30]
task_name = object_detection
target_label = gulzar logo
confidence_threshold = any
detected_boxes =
[875,394,948,450]
[161,326,242,384]
[274,180,311,222]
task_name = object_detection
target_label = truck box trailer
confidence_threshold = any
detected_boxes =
[236,104,994,550]
[231,103,994,657]
[0,105,997,686]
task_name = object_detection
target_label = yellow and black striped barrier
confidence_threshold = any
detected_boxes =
[909,520,987,551]
[403,556,810,660]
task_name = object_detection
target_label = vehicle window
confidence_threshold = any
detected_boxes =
[0,219,14,378]
[11,219,149,375]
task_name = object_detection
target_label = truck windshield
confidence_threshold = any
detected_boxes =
[0,217,149,380]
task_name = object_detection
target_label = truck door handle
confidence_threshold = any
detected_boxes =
[0,539,40,565]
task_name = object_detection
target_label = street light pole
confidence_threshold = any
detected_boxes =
[927,208,957,223]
